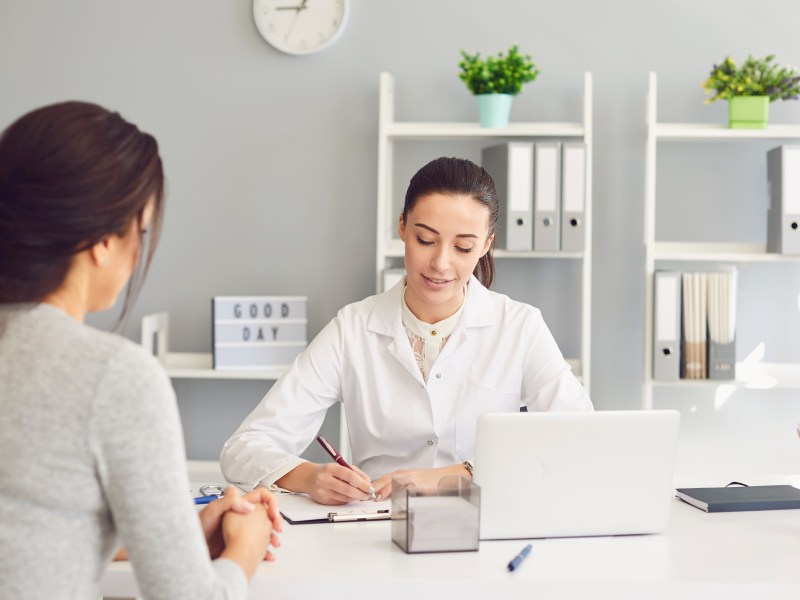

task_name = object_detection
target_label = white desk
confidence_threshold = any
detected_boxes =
[101,482,800,600]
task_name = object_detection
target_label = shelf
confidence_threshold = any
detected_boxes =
[655,123,800,141]
[652,242,800,262]
[159,352,288,380]
[382,239,584,259]
[386,121,585,140]
[643,72,800,409]
[651,362,800,389]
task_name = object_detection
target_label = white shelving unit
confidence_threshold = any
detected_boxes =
[375,71,594,391]
[141,313,288,382]
[642,72,800,409]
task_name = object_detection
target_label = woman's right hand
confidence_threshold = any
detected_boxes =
[276,462,374,505]
[220,503,274,579]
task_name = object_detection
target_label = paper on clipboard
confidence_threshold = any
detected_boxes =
[278,493,392,524]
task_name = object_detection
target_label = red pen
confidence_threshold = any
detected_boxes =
[316,435,377,501]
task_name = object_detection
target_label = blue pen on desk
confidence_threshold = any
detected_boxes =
[194,484,226,505]
[507,543,532,572]
[194,494,221,505]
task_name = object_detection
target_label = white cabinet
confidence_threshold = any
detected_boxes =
[642,72,800,409]
[375,72,594,391]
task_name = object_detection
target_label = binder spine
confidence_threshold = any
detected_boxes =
[481,143,533,251]
[653,271,681,381]
[560,143,586,252]
[767,145,800,255]
[708,339,736,380]
[533,142,561,251]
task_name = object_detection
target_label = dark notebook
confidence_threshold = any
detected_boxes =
[675,485,800,513]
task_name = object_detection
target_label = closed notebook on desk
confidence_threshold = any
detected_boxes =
[675,485,800,513]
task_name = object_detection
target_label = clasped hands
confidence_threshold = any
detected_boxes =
[113,486,282,563]
[202,486,282,562]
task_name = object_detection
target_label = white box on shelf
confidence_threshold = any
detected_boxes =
[212,296,308,369]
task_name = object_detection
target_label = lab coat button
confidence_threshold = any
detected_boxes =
[435,373,442,379]
[427,440,434,446]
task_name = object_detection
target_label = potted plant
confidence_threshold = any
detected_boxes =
[459,44,540,128]
[702,54,800,129]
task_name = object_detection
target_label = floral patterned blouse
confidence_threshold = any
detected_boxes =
[401,287,466,382]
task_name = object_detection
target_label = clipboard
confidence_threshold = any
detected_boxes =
[278,492,392,524]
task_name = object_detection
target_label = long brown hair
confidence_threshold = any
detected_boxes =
[403,157,498,287]
[0,101,164,318]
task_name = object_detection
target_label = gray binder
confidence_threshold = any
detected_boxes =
[708,340,736,380]
[533,142,561,251]
[560,143,586,251]
[767,145,800,255]
[706,270,737,380]
[482,143,533,251]
[653,271,681,381]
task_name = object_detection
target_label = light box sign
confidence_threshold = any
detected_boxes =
[212,296,307,369]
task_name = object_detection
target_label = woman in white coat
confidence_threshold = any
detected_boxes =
[221,157,592,504]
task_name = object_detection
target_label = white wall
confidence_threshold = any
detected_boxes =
[2,0,800,472]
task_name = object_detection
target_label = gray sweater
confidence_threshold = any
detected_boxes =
[0,304,247,599]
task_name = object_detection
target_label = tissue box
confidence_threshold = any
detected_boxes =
[391,476,480,554]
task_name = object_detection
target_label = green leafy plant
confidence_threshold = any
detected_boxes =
[702,54,800,103]
[458,44,540,96]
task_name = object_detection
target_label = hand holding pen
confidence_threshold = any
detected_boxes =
[316,435,378,502]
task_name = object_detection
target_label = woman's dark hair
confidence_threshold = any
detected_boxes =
[403,156,499,287]
[0,101,164,318]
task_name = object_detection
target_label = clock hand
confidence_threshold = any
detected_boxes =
[275,0,307,11]
[284,5,303,42]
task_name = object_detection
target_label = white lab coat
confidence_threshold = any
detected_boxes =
[220,276,592,489]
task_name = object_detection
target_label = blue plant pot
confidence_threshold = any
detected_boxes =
[477,94,513,128]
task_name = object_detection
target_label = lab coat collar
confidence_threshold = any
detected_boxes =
[367,274,497,338]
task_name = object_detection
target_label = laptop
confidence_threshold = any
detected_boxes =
[473,410,680,540]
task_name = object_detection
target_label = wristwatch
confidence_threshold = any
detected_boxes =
[463,460,475,478]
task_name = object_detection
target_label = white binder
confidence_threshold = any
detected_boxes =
[533,142,561,251]
[653,271,681,381]
[560,143,586,251]
[767,145,800,255]
[481,142,534,251]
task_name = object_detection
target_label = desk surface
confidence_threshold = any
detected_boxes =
[102,480,800,600]
[100,472,800,600]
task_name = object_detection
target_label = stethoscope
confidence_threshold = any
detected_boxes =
[194,484,226,505]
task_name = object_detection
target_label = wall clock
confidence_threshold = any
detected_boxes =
[253,0,349,56]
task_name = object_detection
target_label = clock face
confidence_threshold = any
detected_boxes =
[253,0,349,56]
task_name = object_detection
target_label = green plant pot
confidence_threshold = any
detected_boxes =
[477,94,513,128]
[728,96,769,129]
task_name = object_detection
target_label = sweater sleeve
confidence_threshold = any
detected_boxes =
[89,342,248,600]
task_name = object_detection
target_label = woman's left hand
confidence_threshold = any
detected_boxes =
[371,464,470,501]
[200,485,283,560]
